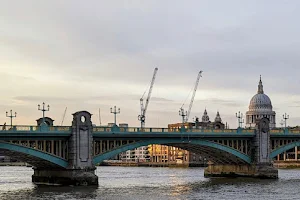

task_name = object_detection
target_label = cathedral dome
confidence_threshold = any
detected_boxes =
[249,93,272,111]
[246,76,276,129]
[248,76,273,112]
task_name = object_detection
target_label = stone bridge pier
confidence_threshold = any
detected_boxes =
[204,118,278,179]
[32,111,98,186]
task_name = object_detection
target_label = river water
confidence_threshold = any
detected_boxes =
[0,166,300,200]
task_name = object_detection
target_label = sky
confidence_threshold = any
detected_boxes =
[0,0,300,128]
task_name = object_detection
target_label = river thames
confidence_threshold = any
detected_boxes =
[0,166,300,200]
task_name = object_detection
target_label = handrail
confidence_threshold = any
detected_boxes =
[2,125,299,134]
[92,126,255,134]
[0,125,71,132]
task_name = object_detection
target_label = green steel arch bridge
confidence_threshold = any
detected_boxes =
[0,111,299,185]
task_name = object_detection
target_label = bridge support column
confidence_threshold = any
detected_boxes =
[32,111,98,186]
[251,117,278,178]
[32,168,98,186]
[204,118,278,179]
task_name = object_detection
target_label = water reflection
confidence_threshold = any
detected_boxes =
[1,186,98,200]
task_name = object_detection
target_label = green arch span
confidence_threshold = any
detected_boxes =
[0,142,68,168]
[271,141,300,158]
[93,139,251,165]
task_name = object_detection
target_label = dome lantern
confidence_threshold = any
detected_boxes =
[258,75,264,94]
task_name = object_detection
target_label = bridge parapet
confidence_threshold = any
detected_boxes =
[0,125,71,133]
[92,126,255,134]
[270,129,300,135]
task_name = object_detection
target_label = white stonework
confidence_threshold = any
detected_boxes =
[246,77,276,129]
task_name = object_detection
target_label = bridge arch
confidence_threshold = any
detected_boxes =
[93,139,251,165]
[0,141,68,168]
[270,141,300,159]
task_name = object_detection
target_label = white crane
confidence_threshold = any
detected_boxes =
[61,107,67,126]
[99,108,102,126]
[181,70,203,123]
[138,67,158,128]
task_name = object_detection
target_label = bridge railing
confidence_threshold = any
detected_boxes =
[92,126,255,134]
[92,127,173,133]
[289,130,300,134]
[0,125,71,132]
[270,130,285,134]
[270,129,300,134]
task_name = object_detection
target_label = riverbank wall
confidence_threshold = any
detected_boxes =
[273,161,300,168]
[99,161,207,168]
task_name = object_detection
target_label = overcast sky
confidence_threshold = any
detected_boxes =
[1,1,300,128]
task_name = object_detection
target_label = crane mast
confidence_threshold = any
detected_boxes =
[99,108,102,126]
[138,67,158,128]
[61,107,67,126]
[182,70,203,123]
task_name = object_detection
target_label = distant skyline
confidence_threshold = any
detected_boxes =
[1,1,300,128]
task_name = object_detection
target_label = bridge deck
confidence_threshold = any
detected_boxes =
[0,125,300,139]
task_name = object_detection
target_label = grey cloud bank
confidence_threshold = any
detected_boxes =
[0,1,299,127]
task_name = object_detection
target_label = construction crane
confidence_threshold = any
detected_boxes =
[138,67,158,128]
[181,70,203,122]
[99,108,102,126]
[61,107,67,126]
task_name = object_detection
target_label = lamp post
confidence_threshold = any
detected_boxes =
[283,113,289,129]
[110,106,120,125]
[38,102,50,125]
[6,110,17,128]
[236,111,244,128]
[192,116,199,129]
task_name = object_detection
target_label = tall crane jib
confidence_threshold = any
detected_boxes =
[138,67,158,129]
[61,107,68,126]
[181,70,203,123]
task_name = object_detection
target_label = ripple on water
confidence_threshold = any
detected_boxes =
[1,167,300,200]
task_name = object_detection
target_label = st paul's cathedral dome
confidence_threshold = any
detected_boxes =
[246,76,276,128]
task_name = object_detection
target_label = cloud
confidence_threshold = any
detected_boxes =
[150,97,174,102]
[289,101,300,108]
[1,1,300,127]
[195,98,245,108]
[14,96,73,103]
[90,94,141,101]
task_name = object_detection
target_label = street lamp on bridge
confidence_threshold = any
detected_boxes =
[283,113,289,129]
[6,110,17,128]
[38,102,50,126]
[236,111,244,128]
[110,106,120,125]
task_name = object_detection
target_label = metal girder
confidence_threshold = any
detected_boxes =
[0,141,68,168]
[271,141,300,158]
[92,138,251,165]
